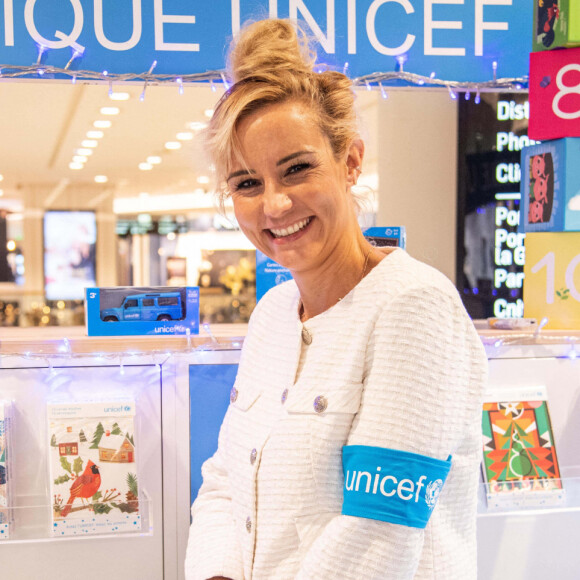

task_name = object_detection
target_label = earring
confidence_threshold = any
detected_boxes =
[355,166,361,173]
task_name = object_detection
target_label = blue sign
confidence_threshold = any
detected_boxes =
[0,1,531,82]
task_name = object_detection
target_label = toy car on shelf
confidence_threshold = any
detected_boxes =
[100,292,184,322]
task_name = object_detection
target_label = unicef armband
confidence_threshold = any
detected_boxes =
[342,445,452,529]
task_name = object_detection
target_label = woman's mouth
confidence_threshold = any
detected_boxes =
[268,217,313,239]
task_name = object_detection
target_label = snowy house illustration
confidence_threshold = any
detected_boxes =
[57,426,79,457]
[98,432,135,463]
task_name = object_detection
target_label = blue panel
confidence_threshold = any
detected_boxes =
[189,364,238,505]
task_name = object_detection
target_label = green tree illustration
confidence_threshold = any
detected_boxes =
[127,473,138,497]
[79,429,87,443]
[50,434,57,447]
[89,422,105,449]
[111,422,122,436]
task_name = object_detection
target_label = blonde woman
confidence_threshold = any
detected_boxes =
[185,19,487,580]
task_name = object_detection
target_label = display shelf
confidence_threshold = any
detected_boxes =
[0,491,152,543]
[478,467,580,517]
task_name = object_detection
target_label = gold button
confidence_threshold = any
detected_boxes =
[313,395,328,413]
[281,388,289,404]
[250,448,257,465]
[301,327,312,345]
[230,387,238,404]
[246,517,252,533]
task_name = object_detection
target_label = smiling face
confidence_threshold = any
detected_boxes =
[227,100,362,276]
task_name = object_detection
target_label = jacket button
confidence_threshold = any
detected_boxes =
[246,517,252,533]
[230,387,238,404]
[250,448,257,465]
[281,388,289,404]
[313,395,328,413]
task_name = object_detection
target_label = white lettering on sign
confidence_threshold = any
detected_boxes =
[493,298,524,317]
[475,0,511,57]
[346,467,427,503]
[496,163,521,184]
[531,251,580,304]
[24,0,84,51]
[496,132,538,152]
[497,100,529,121]
[366,0,416,56]
[3,0,14,46]
[424,0,465,57]
[290,0,335,53]
[94,0,142,51]
[154,0,198,52]
[553,63,580,120]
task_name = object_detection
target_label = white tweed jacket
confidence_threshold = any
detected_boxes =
[185,248,488,580]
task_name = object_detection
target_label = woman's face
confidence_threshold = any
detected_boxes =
[227,100,362,276]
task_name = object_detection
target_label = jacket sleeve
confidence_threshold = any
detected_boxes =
[296,283,488,579]
[184,407,244,580]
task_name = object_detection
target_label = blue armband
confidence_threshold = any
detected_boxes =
[342,445,452,529]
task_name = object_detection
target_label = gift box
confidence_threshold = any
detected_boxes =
[529,47,580,140]
[519,139,580,233]
[533,0,580,51]
[523,232,580,329]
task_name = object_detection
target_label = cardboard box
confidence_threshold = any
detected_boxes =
[523,232,580,329]
[85,286,199,336]
[533,0,580,51]
[519,139,580,233]
[529,47,580,140]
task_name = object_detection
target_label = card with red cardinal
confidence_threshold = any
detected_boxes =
[481,386,565,510]
[48,401,141,536]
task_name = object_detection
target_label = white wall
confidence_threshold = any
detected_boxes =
[376,90,458,283]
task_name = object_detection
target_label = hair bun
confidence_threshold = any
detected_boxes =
[228,19,315,84]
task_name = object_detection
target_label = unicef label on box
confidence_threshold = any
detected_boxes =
[85,286,199,336]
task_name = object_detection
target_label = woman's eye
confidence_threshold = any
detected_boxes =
[286,162,310,176]
[233,178,260,192]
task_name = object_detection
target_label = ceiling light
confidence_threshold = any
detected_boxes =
[73,155,88,163]
[69,162,84,170]
[0,190,3,197]
[204,109,214,118]
[147,156,162,165]
[109,92,130,101]
[188,121,207,131]
[81,139,98,148]
[100,107,120,115]
[7,240,16,251]
[208,164,216,172]
[197,175,210,184]
[94,120,112,128]
[165,141,181,150]
[139,192,150,198]
[0,174,4,181]
[94,175,108,183]
[139,162,153,170]
[86,130,104,139]
[176,132,193,141]
[76,148,93,156]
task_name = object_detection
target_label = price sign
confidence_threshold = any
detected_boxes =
[523,232,580,329]
[529,47,580,140]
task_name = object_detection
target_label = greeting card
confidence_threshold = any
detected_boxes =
[0,401,12,540]
[48,401,141,536]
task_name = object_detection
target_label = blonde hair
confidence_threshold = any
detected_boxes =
[205,19,359,202]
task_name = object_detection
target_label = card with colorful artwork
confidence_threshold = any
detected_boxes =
[0,401,12,540]
[481,387,565,509]
[48,401,141,536]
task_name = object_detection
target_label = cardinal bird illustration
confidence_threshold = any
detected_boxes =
[60,460,101,517]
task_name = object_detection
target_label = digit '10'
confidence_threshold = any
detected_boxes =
[531,252,580,303]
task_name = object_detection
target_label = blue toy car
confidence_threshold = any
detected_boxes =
[100,292,184,322]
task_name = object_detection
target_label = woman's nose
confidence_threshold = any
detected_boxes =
[263,187,292,218]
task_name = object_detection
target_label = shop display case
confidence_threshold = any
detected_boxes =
[1,324,578,579]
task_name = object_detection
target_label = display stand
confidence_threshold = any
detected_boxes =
[477,326,580,580]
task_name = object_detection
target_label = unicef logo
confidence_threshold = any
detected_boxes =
[124,405,131,412]
[425,479,443,509]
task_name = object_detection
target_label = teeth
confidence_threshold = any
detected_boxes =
[270,217,311,238]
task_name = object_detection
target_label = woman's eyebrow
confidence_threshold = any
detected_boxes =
[227,168,255,181]
[276,150,313,166]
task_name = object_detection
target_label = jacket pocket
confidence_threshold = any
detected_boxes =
[284,384,362,415]
[294,512,337,557]
[230,382,262,412]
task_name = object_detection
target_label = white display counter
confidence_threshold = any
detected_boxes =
[0,324,578,579]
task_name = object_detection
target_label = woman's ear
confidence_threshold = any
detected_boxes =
[346,139,365,187]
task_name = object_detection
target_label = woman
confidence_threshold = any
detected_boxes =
[185,19,487,580]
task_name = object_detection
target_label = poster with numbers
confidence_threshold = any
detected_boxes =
[48,401,141,537]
